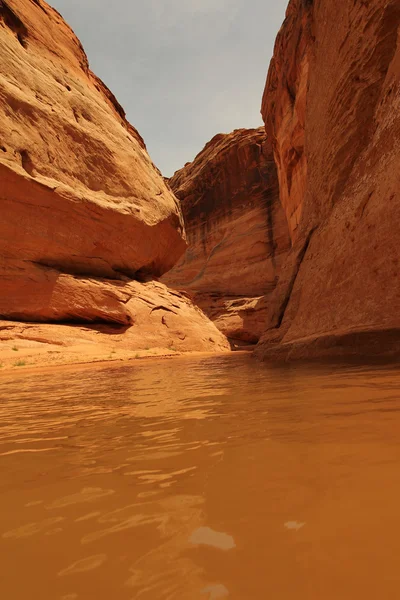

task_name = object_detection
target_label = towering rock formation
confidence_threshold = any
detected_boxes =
[256,0,400,360]
[0,0,229,367]
[163,128,291,343]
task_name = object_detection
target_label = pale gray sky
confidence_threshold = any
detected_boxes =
[50,0,287,176]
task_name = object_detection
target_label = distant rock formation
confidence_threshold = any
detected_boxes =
[256,0,400,360]
[163,128,291,342]
[0,0,229,362]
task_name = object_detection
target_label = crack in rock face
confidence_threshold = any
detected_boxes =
[0,1,28,47]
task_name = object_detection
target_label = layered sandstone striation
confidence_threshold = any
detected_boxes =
[256,0,400,360]
[163,128,291,342]
[0,0,229,364]
[0,279,228,371]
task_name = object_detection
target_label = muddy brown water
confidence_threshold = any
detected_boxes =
[1,354,400,599]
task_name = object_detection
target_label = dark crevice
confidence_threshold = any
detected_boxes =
[276,227,316,328]
[20,258,159,292]
[138,297,158,308]
[356,191,373,219]
[134,268,155,282]
[89,322,133,334]
[150,306,179,315]
[17,32,25,47]
[265,192,277,261]
[229,338,257,350]
[72,108,80,123]
[286,79,296,105]
[286,147,302,196]
[166,289,186,300]
[261,161,279,267]
[23,258,131,282]
[81,110,92,122]
[118,295,132,305]
[0,1,28,48]
[20,150,35,176]
[0,315,132,327]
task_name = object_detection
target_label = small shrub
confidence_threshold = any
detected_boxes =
[14,360,26,367]
[12,345,18,352]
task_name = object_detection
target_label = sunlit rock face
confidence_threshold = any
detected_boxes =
[163,128,291,342]
[0,276,230,356]
[0,0,186,278]
[256,0,400,360]
[0,0,229,354]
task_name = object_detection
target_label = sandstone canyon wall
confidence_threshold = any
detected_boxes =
[0,0,229,369]
[256,0,400,360]
[163,128,291,342]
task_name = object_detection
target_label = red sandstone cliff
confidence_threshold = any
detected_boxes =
[0,0,229,367]
[163,128,291,342]
[256,0,400,360]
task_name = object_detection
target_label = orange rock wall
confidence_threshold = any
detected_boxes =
[0,0,229,355]
[261,0,311,241]
[163,128,291,341]
[256,0,400,360]
[165,128,290,297]
[0,0,186,279]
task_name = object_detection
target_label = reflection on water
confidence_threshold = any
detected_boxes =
[1,354,400,598]
[189,527,236,550]
[284,520,306,531]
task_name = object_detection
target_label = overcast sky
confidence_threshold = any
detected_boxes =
[50,0,288,176]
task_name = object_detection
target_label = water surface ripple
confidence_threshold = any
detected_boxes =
[1,354,400,599]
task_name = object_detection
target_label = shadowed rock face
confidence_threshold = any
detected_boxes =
[261,0,311,242]
[163,128,291,342]
[0,0,229,355]
[256,0,400,360]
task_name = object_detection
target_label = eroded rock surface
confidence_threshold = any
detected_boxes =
[256,0,400,360]
[0,0,229,359]
[191,294,272,345]
[163,128,291,342]
[0,0,186,279]
[0,278,229,371]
